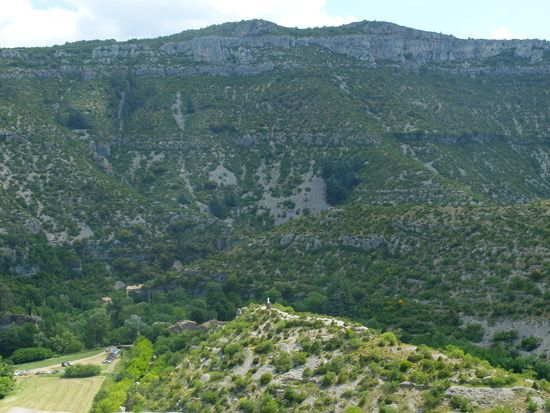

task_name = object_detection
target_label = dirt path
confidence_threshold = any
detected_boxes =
[27,351,111,375]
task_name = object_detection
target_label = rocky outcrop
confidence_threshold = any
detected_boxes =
[0,313,42,329]
[341,234,385,251]
[1,20,550,79]
[445,386,538,409]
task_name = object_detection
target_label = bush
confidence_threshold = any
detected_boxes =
[527,400,538,413]
[0,376,14,399]
[260,372,272,385]
[10,347,54,364]
[379,332,398,346]
[344,407,363,413]
[273,352,292,373]
[492,330,518,343]
[238,398,256,412]
[201,390,218,404]
[520,336,542,351]
[63,364,101,378]
[451,395,473,412]
[291,352,308,366]
[259,395,278,413]
[322,371,337,386]
[224,343,244,357]
[461,323,485,342]
[422,383,448,410]
[0,356,14,399]
[254,340,274,354]
[283,386,306,404]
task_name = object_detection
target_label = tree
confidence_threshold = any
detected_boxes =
[83,307,111,347]
[0,283,15,312]
[124,315,146,342]
[0,356,15,398]
[303,291,327,313]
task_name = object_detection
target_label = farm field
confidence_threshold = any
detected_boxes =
[0,376,104,413]
[1,349,120,413]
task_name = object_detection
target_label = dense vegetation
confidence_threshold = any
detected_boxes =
[0,357,13,399]
[63,364,102,378]
[92,337,154,413]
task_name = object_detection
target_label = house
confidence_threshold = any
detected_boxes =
[101,296,112,304]
[126,284,144,295]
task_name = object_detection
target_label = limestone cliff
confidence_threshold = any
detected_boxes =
[1,19,550,79]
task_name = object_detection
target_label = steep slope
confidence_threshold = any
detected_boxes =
[111,305,550,412]
[0,20,549,267]
[0,20,548,380]
[177,201,550,355]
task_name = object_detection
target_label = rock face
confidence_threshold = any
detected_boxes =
[445,386,535,409]
[1,20,550,79]
[0,314,42,329]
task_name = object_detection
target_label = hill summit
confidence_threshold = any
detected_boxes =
[118,304,550,412]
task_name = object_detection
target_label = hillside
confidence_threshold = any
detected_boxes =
[106,305,550,412]
[177,202,550,346]
[0,19,549,400]
[1,20,550,268]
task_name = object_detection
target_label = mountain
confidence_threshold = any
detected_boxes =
[94,304,550,412]
[0,19,548,378]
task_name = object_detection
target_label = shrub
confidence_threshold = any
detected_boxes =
[399,360,412,372]
[527,403,539,413]
[63,364,101,378]
[254,340,274,354]
[10,347,54,364]
[201,390,218,404]
[260,372,272,385]
[422,382,448,410]
[322,371,337,387]
[283,386,306,404]
[291,352,308,366]
[224,343,244,357]
[273,352,292,373]
[0,376,14,399]
[238,398,256,412]
[492,330,518,343]
[409,370,429,385]
[451,395,473,412]
[302,368,313,379]
[259,395,278,413]
[379,332,398,346]
[461,323,485,342]
[520,336,542,351]
[299,337,322,355]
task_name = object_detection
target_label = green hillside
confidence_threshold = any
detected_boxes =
[0,19,548,408]
[96,305,550,412]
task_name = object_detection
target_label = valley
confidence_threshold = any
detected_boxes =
[0,18,548,412]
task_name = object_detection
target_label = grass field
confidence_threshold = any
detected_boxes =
[14,349,103,370]
[0,376,105,413]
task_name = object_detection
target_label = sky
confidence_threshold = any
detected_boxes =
[0,0,549,48]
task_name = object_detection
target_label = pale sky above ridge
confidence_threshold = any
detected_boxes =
[0,0,548,48]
